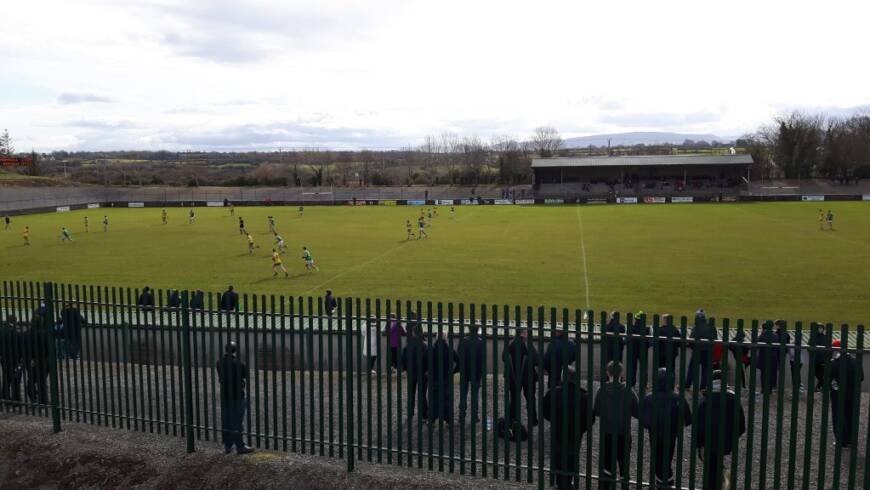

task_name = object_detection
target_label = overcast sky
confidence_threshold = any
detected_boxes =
[2,0,869,151]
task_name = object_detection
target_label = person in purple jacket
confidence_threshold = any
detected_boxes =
[382,313,406,373]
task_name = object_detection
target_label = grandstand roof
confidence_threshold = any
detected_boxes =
[531,154,753,168]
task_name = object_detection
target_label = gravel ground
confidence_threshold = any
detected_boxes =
[0,413,532,489]
[8,359,869,489]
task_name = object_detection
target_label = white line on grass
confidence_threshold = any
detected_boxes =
[301,242,406,295]
[575,206,591,311]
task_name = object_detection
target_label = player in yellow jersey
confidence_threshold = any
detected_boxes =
[23,226,30,246]
[818,209,824,230]
[272,248,289,277]
[162,209,168,225]
[84,216,89,232]
[247,233,257,255]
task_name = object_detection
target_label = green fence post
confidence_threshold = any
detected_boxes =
[345,297,355,473]
[180,290,195,453]
[44,282,62,433]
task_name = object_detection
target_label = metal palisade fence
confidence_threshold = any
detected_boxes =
[0,280,867,489]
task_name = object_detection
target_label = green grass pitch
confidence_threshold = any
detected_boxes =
[1,202,868,326]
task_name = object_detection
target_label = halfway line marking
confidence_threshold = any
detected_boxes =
[576,207,591,311]
[301,242,406,295]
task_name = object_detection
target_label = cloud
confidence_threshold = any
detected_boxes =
[61,119,135,130]
[58,92,114,104]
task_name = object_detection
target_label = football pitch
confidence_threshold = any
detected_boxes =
[1,202,868,326]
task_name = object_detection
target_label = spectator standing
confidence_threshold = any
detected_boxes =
[728,328,748,390]
[543,326,577,390]
[216,341,254,454]
[167,289,181,309]
[603,312,626,366]
[756,320,780,395]
[0,315,21,402]
[640,368,692,488]
[361,316,379,374]
[626,312,650,389]
[324,290,337,315]
[402,324,429,420]
[809,322,829,390]
[594,361,639,490]
[830,337,864,448]
[694,370,746,490]
[190,290,205,310]
[458,323,485,422]
[654,314,680,374]
[544,366,592,490]
[428,332,456,424]
[137,286,155,311]
[382,313,405,373]
[684,310,717,392]
[220,286,239,312]
[58,302,85,360]
[503,326,540,427]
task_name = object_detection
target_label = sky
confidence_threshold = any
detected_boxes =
[1,0,869,152]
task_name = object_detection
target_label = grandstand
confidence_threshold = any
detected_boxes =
[532,154,753,198]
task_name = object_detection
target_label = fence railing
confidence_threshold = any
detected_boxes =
[0,280,867,489]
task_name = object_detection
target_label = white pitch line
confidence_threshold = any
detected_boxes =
[301,242,407,295]
[576,206,591,311]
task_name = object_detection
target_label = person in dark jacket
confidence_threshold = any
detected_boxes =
[503,326,540,426]
[190,290,205,310]
[728,328,747,390]
[220,286,239,312]
[830,337,864,448]
[640,368,692,488]
[694,370,746,490]
[756,320,780,395]
[58,303,85,360]
[603,312,626,365]
[543,326,576,389]
[402,325,428,419]
[809,322,829,390]
[324,290,337,315]
[428,333,457,423]
[594,361,639,490]
[626,312,650,389]
[1,315,22,402]
[137,286,155,311]
[167,289,181,308]
[684,309,717,391]
[457,323,485,422]
[544,366,592,490]
[654,314,680,374]
[216,341,254,454]
[23,323,51,404]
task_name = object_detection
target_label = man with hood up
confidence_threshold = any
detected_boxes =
[830,337,864,448]
[503,326,540,427]
[544,366,592,490]
[684,309,717,392]
[603,312,626,366]
[756,320,781,395]
[640,368,692,488]
[428,332,457,424]
[402,324,429,420]
[808,322,829,390]
[543,325,576,390]
[694,370,746,490]
[594,361,639,490]
[626,312,650,389]
[654,314,680,374]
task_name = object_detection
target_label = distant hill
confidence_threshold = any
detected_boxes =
[563,132,734,148]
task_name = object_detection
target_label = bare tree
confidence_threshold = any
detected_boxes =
[530,126,563,157]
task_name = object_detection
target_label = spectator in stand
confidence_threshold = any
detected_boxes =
[830,337,864,448]
[324,290,337,315]
[684,309,717,392]
[694,370,746,490]
[382,313,405,374]
[402,323,428,420]
[428,332,457,424]
[58,302,85,360]
[361,315,379,374]
[543,325,577,389]
[809,322,829,390]
[655,314,680,374]
[640,368,692,488]
[544,366,592,490]
[626,312,650,389]
[594,361,638,490]
[137,286,155,311]
[216,341,254,454]
[503,326,540,427]
[603,312,626,366]
[756,320,780,395]
[220,286,239,312]
[457,322,485,422]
